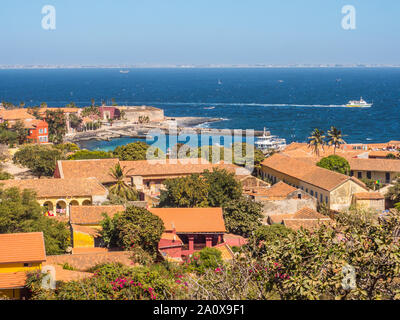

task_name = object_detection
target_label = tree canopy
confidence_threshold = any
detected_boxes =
[100,206,164,259]
[45,110,67,144]
[13,145,64,178]
[67,149,114,160]
[0,187,70,255]
[113,141,163,161]
[316,155,350,175]
[222,197,263,237]
[158,169,242,208]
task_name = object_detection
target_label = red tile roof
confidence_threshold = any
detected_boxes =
[149,208,226,233]
[0,232,46,264]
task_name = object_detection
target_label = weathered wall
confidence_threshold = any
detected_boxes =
[260,198,317,223]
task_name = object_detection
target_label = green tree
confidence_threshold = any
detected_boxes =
[188,247,223,274]
[108,163,138,201]
[203,168,242,207]
[316,155,350,175]
[67,149,114,160]
[0,187,70,255]
[327,126,346,154]
[386,177,400,206]
[13,145,64,178]
[0,127,17,146]
[45,110,67,144]
[252,224,293,245]
[223,197,263,237]
[159,174,209,208]
[102,206,165,258]
[113,141,163,161]
[308,128,325,157]
[69,113,82,130]
[12,120,28,145]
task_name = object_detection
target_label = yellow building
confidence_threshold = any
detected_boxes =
[260,154,368,211]
[352,192,385,213]
[69,205,125,249]
[0,232,46,299]
[0,178,109,217]
[347,158,400,185]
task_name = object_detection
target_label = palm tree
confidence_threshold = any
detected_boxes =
[327,126,346,154]
[108,163,137,201]
[308,128,325,157]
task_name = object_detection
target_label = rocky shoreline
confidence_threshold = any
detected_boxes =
[65,117,224,144]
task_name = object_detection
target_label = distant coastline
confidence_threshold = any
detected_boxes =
[1,64,400,70]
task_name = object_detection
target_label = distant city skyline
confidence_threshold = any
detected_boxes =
[0,0,399,66]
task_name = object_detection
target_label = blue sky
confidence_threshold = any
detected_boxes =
[0,0,399,65]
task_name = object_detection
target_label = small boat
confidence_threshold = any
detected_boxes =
[255,127,287,152]
[218,80,222,85]
[204,106,215,110]
[346,97,372,108]
[120,70,130,74]
[278,80,284,83]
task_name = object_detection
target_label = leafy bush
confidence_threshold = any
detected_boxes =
[67,149,114,160]
[185,247,224,274]
[316,155,350,175]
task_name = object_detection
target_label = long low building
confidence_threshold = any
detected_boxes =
[0,178,108,216]
[347,158,400,184]
[54,158,250,200]
[260,154,368,211]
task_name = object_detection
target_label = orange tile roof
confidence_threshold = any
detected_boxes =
[23,119,48,129]
[149,208,226,233]
[56,159,119,183]
[120,159,244,178]
[0,178,108,198]
[70,205,125,225]
[261,153,366,191]
[0,232,46,264]
[0,108,34,121]
[39,107,80,114]
[368,151,399,158]
[347,158,400,172]
[0,272,27,289]
[354,192,385,200]
[261,181,297,199]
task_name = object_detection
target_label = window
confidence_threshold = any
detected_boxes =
[320,194,323,202]
[367,171,372,179]
[357,172,362,179]
[24,263,32,267]
[39,129,43,134]
[44,128,47,133]
[306,188,308,193]
[297,193,302,199]
[315,191,318,199]
[386,172,391,183]
[350,171,354,176]
[326,196,328,203]
[310,190,314,196]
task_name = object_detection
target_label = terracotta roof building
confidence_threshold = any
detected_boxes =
[347,158,400,184]
[149,207,226,256]
[54,159,120,184]
[352,192,385,213]
[0,178,108,217]
[0,232,46,299]
[260,153,368,211]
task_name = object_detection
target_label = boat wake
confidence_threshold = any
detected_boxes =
[134,102,348,108]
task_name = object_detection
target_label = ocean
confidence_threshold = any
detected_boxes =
[0,68,399,150]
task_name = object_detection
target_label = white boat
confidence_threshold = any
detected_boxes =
[346,97,372,108]
[120,70,130,74]
[255,128,287,152]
